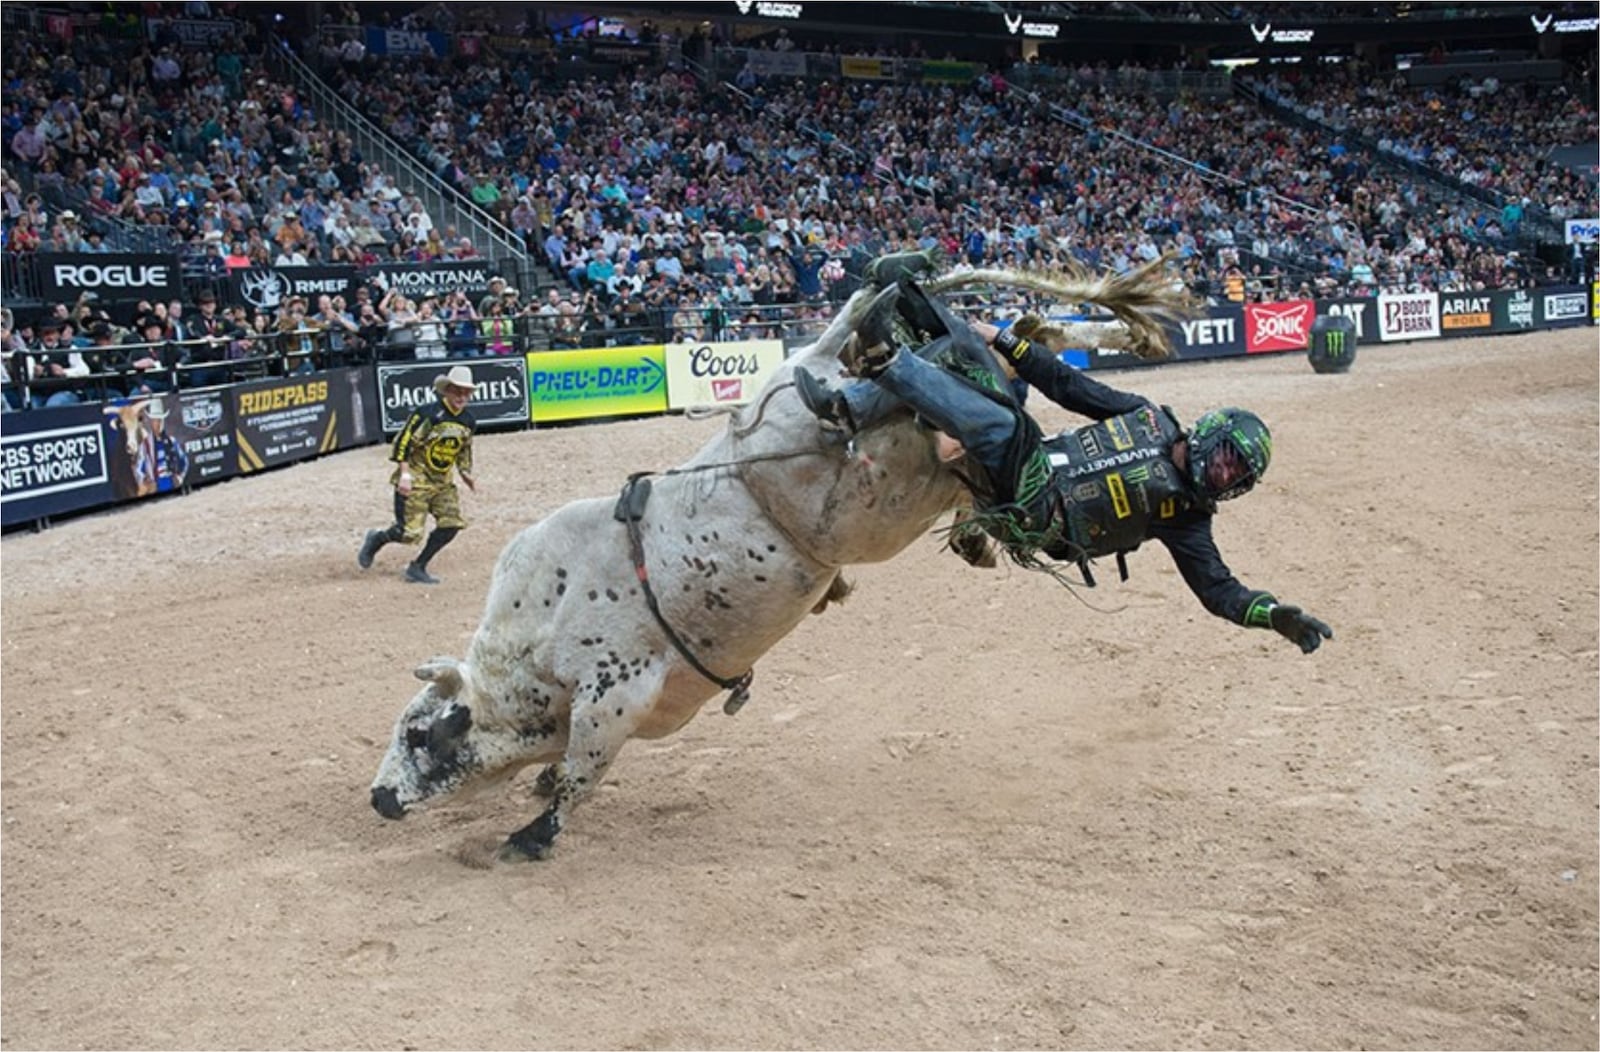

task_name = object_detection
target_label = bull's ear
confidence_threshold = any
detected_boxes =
[413,657,464,697]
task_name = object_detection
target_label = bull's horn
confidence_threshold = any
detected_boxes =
[413,656,464,696]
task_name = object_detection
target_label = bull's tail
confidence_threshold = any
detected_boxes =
[923,254,1196,361]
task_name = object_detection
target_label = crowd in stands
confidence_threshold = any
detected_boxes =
[2,3,1594,410]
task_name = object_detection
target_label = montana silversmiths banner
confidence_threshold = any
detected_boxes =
[1376,291,1440,342]
[367,262,498,299]
[0,403,114,526]
[527,346,669,423]
[376,358,529,435]
[664,339,786,410]
[1494,288,1539,332]
[37,252,182,304]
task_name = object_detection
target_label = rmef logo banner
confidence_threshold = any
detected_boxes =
[0,404,114,527]
[1244,299,1313,353]
[527,346,669,423]
[664,339,786,410]
[37,252,181,303]
[376,358,529,434]
[1377,292,1441,342]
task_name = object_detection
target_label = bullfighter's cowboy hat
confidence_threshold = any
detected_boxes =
[432,365,478,393]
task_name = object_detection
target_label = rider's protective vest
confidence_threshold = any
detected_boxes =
[1040,404,1193,560]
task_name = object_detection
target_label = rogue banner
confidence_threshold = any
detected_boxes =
[38,253,181,304]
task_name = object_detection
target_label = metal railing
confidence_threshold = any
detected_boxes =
[261,37,532,271]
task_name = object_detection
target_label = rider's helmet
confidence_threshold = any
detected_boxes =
[1186,407,1272,502]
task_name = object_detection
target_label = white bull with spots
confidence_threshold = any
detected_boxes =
[370,261,1187,861]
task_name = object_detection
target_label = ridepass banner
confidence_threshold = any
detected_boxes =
[664,339,785,410]
[0,404,114,527]
[527,346,668,423]
[232,368,368,472]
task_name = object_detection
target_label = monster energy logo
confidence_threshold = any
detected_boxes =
[1323,329,1347,358]
[1014,448,1052,507]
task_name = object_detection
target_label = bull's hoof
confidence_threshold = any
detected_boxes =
[370,786,406,820]
[496,837,555,863]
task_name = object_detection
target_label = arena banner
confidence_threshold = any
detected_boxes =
[1097,306,1245,369]
[166,387,240,485]
[96,393,192,501]
[841,56,894,80]
[376,358,529,435]
[1376,291,1441,342]
[1244,298,1314,354]
[740,49,807,77]
[1564,218,1600,244]
[1537,285,1591,329]
[1438,292,1496,335]
[526,346,669,423]
[1592,282,1599,324]
[368,261,497,299]
[232,369,366,473]
[1317,298,1379,344]
[664,339,786,410]
[0,404,114,527]
[1493,288,1539,332]
[231,266,360,312]
[37,252,181,304]
[364,26,449,58]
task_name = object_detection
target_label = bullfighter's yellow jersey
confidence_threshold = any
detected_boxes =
[390,400,476,487]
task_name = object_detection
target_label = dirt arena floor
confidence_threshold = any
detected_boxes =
[2,327,1596,1051]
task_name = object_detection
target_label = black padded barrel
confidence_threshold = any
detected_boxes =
[1308,314,1358,374]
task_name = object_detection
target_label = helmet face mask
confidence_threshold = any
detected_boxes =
[1187,408,1272,503]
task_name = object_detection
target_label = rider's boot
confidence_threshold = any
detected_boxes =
[842,284,908,379]
[794,368,855,433]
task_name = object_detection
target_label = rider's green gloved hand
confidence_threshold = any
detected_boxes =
[1269,604,1334,654]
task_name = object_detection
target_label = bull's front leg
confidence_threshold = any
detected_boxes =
[498,666,666,862]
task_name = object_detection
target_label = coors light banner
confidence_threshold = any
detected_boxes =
[37,253,181,304]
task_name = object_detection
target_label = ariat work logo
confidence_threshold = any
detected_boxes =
[1441,295,1492,330]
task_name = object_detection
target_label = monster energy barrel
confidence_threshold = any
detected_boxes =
[1308,314,1358,374]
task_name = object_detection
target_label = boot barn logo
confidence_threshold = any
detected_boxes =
[1378,292,1441,342]
[1244,300,1313,353]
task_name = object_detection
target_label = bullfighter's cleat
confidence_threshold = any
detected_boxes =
[404,562,440,585]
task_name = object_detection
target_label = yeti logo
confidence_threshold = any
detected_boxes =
[239,269,288,310]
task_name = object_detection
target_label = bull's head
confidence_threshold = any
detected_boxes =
[369,657,485,820]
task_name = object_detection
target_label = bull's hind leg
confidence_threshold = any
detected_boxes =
[498,665,668,862]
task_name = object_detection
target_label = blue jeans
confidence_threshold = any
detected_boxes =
[841,349,1019,482]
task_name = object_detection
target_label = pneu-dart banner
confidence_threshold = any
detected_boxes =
[375,357,530,435]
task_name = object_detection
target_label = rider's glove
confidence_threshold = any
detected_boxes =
[1269,604,1334,654]
[992,326,1034,363]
